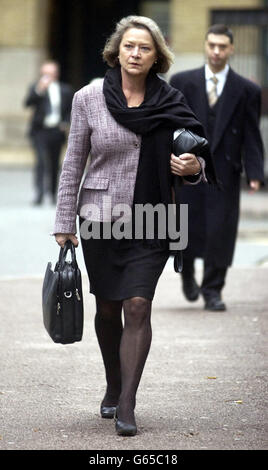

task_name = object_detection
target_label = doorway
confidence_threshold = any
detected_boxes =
[47,0,141,91]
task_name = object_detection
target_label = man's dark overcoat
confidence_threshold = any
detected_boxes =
[24,82,74,137]
[170,66,264,267]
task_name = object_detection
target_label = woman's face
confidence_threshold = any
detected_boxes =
[118,27,157,78]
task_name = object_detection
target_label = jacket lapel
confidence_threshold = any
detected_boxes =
[60,83,65,117]
[211,68,243,153]
[193,67,208,131]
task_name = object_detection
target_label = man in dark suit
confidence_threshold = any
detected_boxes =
[170,24,264,311]
[24,61,73,204]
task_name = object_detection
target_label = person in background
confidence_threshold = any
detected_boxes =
[170,24,264,311]
[24,61,73,205]
[53,16,216,436]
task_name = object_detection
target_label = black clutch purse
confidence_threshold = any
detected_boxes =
[173,128,209,157]
[172,128,209,273]
[42,240,84,344]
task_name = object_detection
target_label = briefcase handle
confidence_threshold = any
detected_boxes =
[59,240,78,269]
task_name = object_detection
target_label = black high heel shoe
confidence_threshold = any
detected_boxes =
[114,407,137,436]
[100,405,117,419]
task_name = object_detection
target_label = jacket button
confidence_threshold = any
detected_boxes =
[232,128,237,134]
[134,142,139,148]
[226,155,231,160]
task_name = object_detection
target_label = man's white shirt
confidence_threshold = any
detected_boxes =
[44,81,61,127]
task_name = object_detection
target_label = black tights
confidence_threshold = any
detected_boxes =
[95,296,152,426]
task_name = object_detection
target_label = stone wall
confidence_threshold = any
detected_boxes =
[168,0,263,78]
[0,0,49,150]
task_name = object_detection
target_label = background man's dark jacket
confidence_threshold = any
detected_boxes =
[170,66,264,267]
[24,82,74,137]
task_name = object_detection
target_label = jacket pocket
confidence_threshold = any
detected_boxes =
[82,176,109,190]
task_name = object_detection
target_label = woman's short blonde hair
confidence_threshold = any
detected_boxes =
[102,15,174,74]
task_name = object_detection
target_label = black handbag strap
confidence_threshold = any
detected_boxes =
[173,251,183,273]
[59,240,78,269]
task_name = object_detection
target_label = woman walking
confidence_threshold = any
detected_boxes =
[54,15,215,436]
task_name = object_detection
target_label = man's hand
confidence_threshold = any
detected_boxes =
[170,153,201,177]
[249,180,261,194]
[36,74,52,93]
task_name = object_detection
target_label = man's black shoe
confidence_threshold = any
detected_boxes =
[32,197,43,206]
[204,297,226,311]
[182,277,200,301]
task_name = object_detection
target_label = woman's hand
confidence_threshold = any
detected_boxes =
[170,153,201,177]
[55,233,79,248]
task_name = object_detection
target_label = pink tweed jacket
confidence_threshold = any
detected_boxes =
[54,80,205,234]
[54,80,142,234]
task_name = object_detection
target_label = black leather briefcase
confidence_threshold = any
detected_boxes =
[42,240,84,344]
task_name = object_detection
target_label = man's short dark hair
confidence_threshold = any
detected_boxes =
[206,24,233,44]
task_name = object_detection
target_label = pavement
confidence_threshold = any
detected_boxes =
[0,167,267,453]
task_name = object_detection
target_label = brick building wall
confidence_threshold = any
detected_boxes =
[168,0,263,77]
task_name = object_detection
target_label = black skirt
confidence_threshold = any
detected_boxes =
[79,219,169,301]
